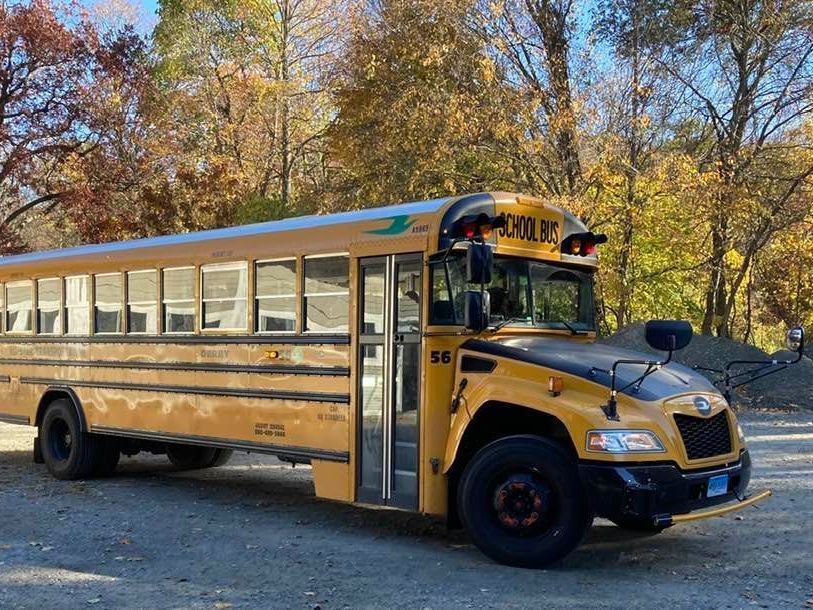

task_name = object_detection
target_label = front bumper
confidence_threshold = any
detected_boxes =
[579,450,758,525]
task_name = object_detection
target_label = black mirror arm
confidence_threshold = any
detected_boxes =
[716,350,804,403]
[441,237,467,263]
[598,348,674,421]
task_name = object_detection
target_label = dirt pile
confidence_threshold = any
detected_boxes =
[599,323,813,410]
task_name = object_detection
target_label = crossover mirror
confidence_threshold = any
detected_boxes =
[645,320,693,352]
[464,290,490,331]
[786,326,805,353]
[466,241,493,284]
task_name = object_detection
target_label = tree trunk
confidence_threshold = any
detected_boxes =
[526,0,581,194]
[702,211,728,336]
[279,0,291,211]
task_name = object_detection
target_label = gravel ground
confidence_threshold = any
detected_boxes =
[1,411,812,609]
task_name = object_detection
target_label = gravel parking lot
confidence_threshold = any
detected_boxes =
[1,411,811,609]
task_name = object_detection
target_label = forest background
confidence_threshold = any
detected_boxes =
[2,0,812,349]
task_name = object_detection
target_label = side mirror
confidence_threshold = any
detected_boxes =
[786,326,805,353]
[645,320,693,352]
[466,242,492,284]
[464,290,490,331]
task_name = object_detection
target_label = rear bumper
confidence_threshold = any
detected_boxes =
[579,450,753,524]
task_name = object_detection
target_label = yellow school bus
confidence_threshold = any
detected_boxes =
[0,192,798,567]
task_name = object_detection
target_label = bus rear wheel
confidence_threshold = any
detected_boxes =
[40,399,100,480]
[166,444,232,470]
[457,435,589,568]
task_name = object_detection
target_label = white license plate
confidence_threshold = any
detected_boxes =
[707,474,729,498]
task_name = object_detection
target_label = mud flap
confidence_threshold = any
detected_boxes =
[33,436,44,464]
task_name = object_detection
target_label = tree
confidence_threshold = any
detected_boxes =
[153,0,342,219]
[0,0,101,251]
[589,0,690,329]
[660,0,813,336]
[473,0,583,200]
[329,0,508,209]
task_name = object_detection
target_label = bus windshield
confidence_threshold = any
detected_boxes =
[430,255,595,331]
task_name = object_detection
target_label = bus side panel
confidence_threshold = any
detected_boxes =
[420,334,468,516]
[312,459,352,502]
[0,341,92,424]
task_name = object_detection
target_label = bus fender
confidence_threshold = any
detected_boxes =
[442,398,575,476]
[35,386,88,434]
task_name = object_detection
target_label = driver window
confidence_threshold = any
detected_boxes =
[486,259,530,322]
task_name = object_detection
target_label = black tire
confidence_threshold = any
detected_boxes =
[610,515,670,534]
[458,435,589,568]
[209,449,233,467]
[166,444,220,470]
[40,399,99,480]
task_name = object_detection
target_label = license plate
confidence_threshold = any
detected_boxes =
[707,474,729,498]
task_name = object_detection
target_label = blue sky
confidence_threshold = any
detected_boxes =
[81,0,160,34]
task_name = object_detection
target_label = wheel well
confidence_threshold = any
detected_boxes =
[35,387,87,433]
[446,402,576,528]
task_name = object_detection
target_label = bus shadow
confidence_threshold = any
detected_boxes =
[108,455,714,568]
[0,448,738,572]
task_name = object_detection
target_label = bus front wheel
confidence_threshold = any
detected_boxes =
[457,435,589,568]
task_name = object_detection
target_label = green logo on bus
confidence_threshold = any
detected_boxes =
[365,215,417,235]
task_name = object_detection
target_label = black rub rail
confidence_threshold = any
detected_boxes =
[91,425,350,463]
[0,358,349,377]
[20,377,350,404]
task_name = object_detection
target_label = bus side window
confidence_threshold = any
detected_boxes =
[37,277,62,335]
[255,259,296,333]
[162,267,195,334]
[64,275,89,335]
[6,280,33,333]
[127,270,158,334]
[94,273,123,334]
[0,282,4,333]
[201,262,248,332]
[303,255,349,333]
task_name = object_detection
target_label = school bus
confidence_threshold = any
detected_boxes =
[0,192,800,567]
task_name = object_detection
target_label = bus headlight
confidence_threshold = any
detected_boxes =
[586,430,665,453]
[737,423,746,442]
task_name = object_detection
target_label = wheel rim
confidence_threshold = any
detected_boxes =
[492,471,556,536]
[48,418,73,463]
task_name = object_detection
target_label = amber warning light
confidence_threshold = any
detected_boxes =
[455,213,506,240]
[560,231,607,257]
[548,376,563,397]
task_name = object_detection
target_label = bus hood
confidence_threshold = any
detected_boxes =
[462,336,718,401]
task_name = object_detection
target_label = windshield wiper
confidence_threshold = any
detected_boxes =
[549,320,587,336]
[489,317,529,332]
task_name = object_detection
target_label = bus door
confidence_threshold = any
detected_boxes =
[357,254,422,509]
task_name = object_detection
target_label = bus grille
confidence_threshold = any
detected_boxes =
[674,411,732,460]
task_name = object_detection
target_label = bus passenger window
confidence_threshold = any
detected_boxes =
[127,270,158,334]
[64,275,89,335]
[0,282,5,333]
[94,273,123,334]
[303,255,349,333]
[255,259,296,332]
[37,278,61,335]
[6,280,32,333]
[201,262,247,331]
[162,267,195,333]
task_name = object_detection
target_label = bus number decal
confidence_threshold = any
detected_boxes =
[430,350,452,364]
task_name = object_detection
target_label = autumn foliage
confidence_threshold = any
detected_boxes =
[1,0,812,349]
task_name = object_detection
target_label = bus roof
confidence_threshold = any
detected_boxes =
[0,196,452,268]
